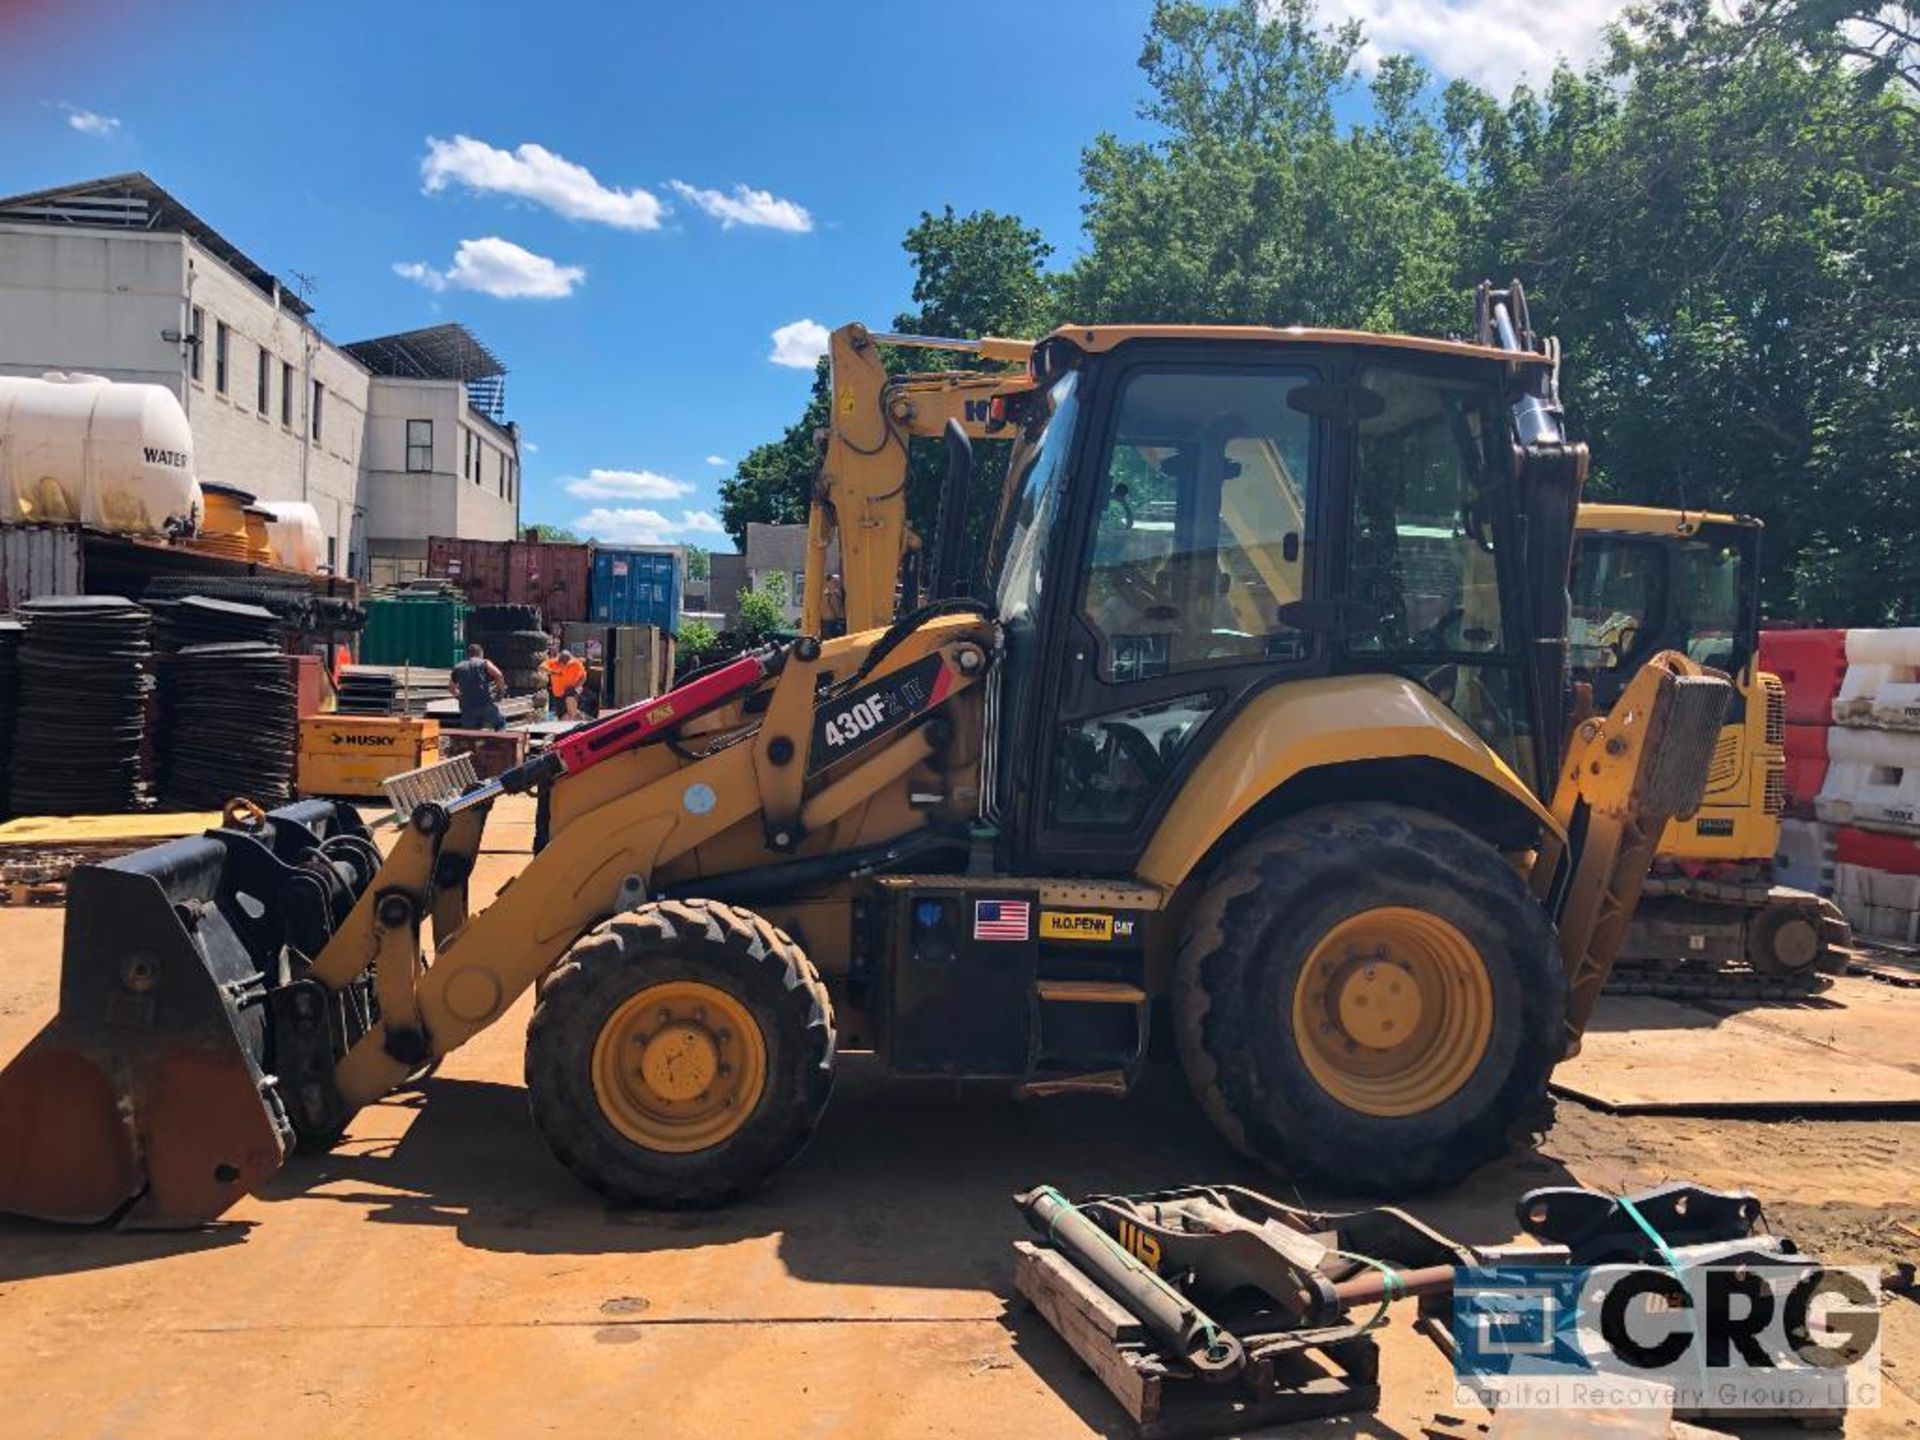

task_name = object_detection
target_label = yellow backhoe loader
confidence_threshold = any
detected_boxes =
[1571,506,1851,995]
[0,284,1730,1228]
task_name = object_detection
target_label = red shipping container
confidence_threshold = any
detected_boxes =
[1834,825,1920,875]
[1782,724,1831,809]
[1759,628,1849,726]
[506,540,591,625]
[428,537,511,605]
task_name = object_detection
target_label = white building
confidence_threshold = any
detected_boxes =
[0,174,518,580]
[344,325,521,588]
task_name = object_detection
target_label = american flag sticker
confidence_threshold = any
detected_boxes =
[973,899,1031,942]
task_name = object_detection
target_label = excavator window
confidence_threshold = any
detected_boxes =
[1079,368,1315,681]
[1570,537,1665,700]
[1675,539,1745,672]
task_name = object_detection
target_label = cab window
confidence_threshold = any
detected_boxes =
[1676,539,1744,672]
[1569,536,1667,710]
[1346,365,1533,785]
[1347,367,1505,656]
[1080,369,1315,681]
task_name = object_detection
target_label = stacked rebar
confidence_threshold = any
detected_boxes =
[154,597,296,810]
[8,596,153,815]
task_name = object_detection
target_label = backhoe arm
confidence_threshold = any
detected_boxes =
[807,324,1031,635]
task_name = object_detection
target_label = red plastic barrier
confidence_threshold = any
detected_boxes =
[1834,825,1920,876]
[1759,628,1849,725]
[1782,724,1832,809]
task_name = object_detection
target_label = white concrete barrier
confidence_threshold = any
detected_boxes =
[1833,627,1920,729]
[1814,726,1920,834]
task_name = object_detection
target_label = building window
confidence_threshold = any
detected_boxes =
[311,381,324,442]
[188,306,204,382]
[325,535,337,572]
[406,419,433,473]
[214,322,230,395]
[256,348,270,415]
[281,363,293,426]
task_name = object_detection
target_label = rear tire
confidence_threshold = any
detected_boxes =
[1174,802,1565,1195]
[526,900,835,1207]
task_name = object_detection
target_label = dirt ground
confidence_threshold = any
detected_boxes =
[0,799,1915,1439]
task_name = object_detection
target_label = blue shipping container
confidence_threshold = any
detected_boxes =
[590,547,682,632]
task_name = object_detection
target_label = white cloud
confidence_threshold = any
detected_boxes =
[668,180,813,233]
[1309,0,1627,93]
[421,135,665,231]
[572,507,726,545]
[521,440,540,453]
[704,454,729,467]
[63,106,120,137]
[394,237,585,300]
[770,318,830,369]
[561,468,694,501]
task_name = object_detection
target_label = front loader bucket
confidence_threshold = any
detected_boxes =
[0,800,375,1228]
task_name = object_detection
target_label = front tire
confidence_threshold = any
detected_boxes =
[1174,803,1565,1195]
[526,900,835,1207]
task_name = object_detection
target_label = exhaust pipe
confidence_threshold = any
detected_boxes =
[0,800,377,1227]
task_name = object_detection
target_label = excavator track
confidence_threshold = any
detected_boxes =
[1605,873,1851,1002]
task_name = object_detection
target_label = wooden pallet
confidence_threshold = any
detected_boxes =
[1,878,67,906]
[1012,1240,1379,1439]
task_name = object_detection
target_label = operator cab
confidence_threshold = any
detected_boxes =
[981,328,1567,874]
[1570,508,1759,709]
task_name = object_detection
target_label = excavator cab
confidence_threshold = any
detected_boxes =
[0,285,1734,1228]
[1572,507,1846,989]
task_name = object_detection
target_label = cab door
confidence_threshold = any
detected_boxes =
[1013,354,1328,874]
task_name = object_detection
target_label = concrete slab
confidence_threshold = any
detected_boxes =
[1557,978,1920,1113]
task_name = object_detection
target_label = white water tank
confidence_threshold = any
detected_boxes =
[256,500,324,573]
[0,372,202,536]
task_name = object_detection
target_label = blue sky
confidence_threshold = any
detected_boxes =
[0,0,1622,552]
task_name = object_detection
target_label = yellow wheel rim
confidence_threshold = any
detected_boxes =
[1291,907,1494,1117]
[591,980,767,1153]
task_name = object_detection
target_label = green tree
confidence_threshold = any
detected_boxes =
[1459,0,1920,621]
[676,617,719,659]
[1065,0,1473,336]
[523,523,584,543]
[892,206,1059,340]
[683,545,711,583]
[735,583,786,642]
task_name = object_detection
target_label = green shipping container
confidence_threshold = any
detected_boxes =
[360,596,467,667]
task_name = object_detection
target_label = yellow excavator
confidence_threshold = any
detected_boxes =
[0,283,1731,1227]
[1571,506,1850,995]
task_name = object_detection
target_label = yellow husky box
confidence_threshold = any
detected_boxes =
[297,716,441,798]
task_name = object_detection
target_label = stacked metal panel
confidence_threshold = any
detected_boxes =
[0,620,19,815]
[154,597,296,809]
[8,596,153,814]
